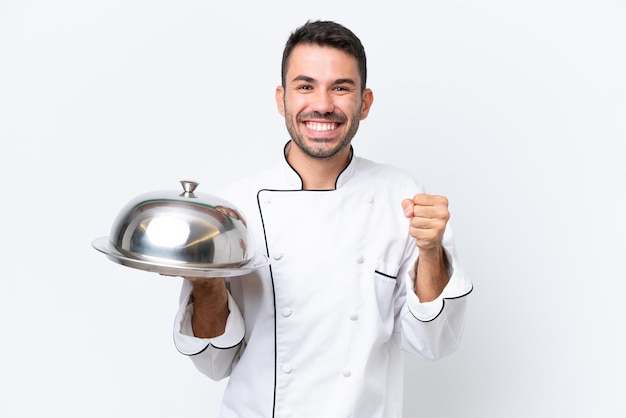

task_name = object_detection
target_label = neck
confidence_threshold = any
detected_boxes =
[285,141,351,190]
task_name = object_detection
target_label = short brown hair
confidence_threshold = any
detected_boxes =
[281,20,368,92]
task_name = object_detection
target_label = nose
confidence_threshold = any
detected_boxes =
[310,90,335,114]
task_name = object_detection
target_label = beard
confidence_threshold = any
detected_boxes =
[284,109,361,159]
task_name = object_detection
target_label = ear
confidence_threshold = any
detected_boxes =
[275,86,286,116]
[359,88,374,120]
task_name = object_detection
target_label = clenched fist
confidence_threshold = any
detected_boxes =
[401,194,450,252]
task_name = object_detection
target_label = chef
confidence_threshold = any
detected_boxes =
[173,20,473,418]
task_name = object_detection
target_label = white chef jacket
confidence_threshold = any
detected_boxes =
[173,146,473,418]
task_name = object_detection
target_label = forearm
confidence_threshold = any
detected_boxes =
[190,278,230,338]
[414,245,450,302]
[173,279,245,379]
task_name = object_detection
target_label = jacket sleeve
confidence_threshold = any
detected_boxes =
[173,279,245,380]
[399,224,473,360]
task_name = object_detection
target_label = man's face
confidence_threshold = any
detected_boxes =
[276,44,373,160]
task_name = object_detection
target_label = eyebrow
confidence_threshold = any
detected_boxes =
[291,75,357,86]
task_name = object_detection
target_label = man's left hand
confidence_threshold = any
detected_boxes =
[402,194,450,252]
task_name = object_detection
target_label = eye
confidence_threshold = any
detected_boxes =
[333,85,354,94]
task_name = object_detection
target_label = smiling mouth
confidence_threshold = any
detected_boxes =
[304,121,339,132]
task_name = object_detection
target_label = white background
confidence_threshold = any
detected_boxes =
[1,1,624,417]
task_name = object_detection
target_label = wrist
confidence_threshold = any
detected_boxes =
[189,278,227,307]
[418,244,444,261]
[415,245,450,302]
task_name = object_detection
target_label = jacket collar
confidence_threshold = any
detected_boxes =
[281,141,356,190]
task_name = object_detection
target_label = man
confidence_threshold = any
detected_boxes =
[173,20,473,417]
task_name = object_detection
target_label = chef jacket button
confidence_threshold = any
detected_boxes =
[349,312,358,321]
[356,256,364,264]
[281,308,292,317]
[281,364,293,374]
[342,369,352,377]
[365,194,374,204]
[273,252,283,260]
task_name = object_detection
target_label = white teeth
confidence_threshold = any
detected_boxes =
[305,122,337,132]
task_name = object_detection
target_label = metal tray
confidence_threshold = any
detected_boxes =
[92,236,269,278]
